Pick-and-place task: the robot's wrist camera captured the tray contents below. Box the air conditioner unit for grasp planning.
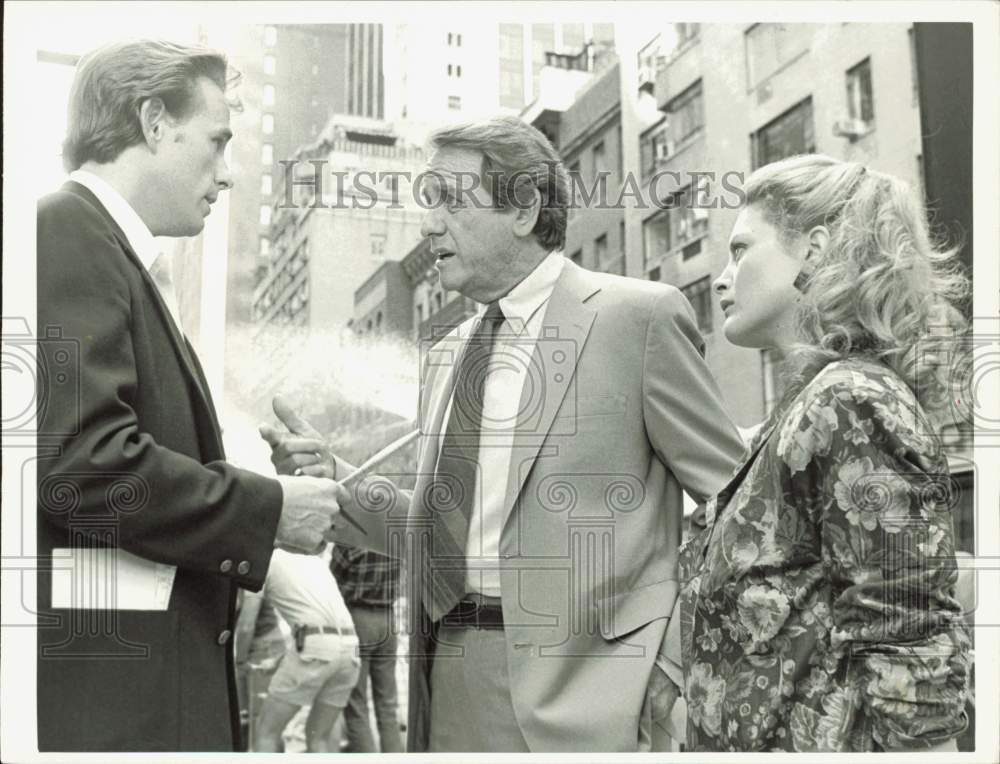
[833,118,871,140]
[655,140,676,162]
[638,64,655,88]
[678,218,691,241]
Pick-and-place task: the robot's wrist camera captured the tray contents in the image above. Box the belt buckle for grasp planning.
[443,600,475,628]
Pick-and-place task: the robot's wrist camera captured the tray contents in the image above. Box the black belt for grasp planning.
[441,598,504,630]
[294,624,355,651]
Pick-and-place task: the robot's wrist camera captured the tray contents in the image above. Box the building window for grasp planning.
[846,57,874,125]
[457,64,462,77]
[619,220,626,254]
[263,55,276,75]
[499,64,523,108]
[370,233,387,259]
[499,23,525,109]
[664,79,704,149]
[752,97,814,169]
[259,204,272,226]
[263,84,275,107]
[312,64,319,76]
[435,292,443,311]
[262,113,274,135]
[591,141,608,182]
[676,186,709,256]
[261,174,272,196]
[594,233,608,267]
[592,140,606,178]
[264,26,277,47]
[567,160,581,221]
[639,82,702,176]
[260,236,271,256]
[676,23,700,46]
[682,276,713,335]
[448,95,461,110]
[570,249,582,266]
[645,185,708,261]
[261,143,273,166]
[448,32,453,45]
[640,120,670,178]
[643,209,669,268]
[447,63,453,76]
[745,23,812,89]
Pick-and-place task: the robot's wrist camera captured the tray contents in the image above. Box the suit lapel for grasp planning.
[502,261,600,523]
[63,181,222,452]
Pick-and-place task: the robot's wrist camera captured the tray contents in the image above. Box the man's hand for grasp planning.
[644,661,681,723]
[259,395,337,478]
[274,474,348,553]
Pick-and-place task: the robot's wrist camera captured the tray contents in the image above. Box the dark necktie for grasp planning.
[424,301,505,622]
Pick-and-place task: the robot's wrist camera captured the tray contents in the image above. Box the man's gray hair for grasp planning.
[428,115,569,251]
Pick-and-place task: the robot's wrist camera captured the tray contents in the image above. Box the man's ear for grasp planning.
[139,97,169,149]
[511,185,542,238]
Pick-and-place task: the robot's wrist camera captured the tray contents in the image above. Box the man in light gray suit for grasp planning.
[262,115,744,751]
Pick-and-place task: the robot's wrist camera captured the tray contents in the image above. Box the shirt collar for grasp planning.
[69,169,161,271]
[487,251,565,335]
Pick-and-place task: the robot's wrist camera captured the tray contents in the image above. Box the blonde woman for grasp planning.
[676,155,971,751]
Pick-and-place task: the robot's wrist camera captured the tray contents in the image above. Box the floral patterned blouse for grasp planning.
[677,359,971,752]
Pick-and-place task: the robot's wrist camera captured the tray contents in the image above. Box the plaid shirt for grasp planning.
[329,544,401,607]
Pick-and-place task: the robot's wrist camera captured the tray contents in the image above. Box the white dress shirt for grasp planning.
[442,251,566,597]
[69,170,184,332]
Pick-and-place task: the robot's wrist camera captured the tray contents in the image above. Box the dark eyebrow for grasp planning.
[214,129,233,143]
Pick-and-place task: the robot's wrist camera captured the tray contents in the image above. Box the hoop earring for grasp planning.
[793,251,816,293]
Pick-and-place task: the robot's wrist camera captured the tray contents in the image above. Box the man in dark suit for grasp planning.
[35,39,345,752]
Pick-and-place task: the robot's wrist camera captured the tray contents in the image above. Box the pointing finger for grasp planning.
[272,394,321,438]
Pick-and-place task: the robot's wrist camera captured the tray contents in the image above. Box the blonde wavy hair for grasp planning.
[745,154,970,410]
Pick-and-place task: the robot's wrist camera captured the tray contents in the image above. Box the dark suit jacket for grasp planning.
[35,181,283,751]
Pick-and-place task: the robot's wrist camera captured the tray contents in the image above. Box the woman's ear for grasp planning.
[793,225,831,292]
[806,224,830,260]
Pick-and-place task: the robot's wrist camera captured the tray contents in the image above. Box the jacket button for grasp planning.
[217,629,232,645]
[237,561,251,575]
[219,559,233,573]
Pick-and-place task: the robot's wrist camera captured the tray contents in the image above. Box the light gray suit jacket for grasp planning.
[336,259,744,751]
